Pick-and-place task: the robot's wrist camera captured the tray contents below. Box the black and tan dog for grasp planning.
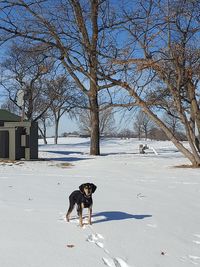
[66,183,97,227]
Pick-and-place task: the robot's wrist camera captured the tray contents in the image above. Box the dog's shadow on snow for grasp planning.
[92,211,152,224]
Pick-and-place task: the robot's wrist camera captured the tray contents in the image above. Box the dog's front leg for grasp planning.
[88,207,92,225]
[79,203,84,227]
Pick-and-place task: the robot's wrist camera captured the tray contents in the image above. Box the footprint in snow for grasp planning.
[193,240,200,245]
[86,233,104,248]
[102,257,131,267]
[58,212,80,224]
[189,255,200,260]
[87,233,104,242]
[192,234,200,245]
[102,257,116,267]
[86,232,132,267]
[113,258,132,267]
[188,255,200,265]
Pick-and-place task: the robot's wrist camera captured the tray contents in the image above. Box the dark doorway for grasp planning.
[0,131,9,158]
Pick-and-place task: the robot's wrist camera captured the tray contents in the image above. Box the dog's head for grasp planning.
[79,183,97,197]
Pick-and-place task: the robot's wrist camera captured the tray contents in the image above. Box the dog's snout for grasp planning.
[84,186,92,196]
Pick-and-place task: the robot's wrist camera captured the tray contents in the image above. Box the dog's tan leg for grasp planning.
[66,211,71,222]
[88,207,92,225]
[79,203,84,227]
[66,204,74,222]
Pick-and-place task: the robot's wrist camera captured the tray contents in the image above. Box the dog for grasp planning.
[66,183,97,227]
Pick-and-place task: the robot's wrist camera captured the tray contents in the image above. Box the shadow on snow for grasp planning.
[41,150,92,162]
[93,211,152,224]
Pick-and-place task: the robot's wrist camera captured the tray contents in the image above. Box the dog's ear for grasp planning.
[91,183,97,193]
[79,184,85,193]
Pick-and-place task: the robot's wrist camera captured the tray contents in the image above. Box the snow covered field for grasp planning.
[0,137,200,267]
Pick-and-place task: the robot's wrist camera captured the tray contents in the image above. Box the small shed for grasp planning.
[0,109,38,160]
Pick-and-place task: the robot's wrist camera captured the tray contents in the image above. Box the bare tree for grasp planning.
[1,98,19,115]
[103,0,200,166]
[47,75,80,144]
[38,112,53,144]
[134,110,154,140]
[0,0,117,155]
[0,43,55,121]
[163,111,184,138]
[134,116,143,141]
[78,107,115,136]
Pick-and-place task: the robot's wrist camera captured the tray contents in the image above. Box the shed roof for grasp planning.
[0,109,21,122]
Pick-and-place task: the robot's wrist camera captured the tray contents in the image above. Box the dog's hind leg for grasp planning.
[88,207,92,225]
[77,205,80,216]
[66,204,74,222]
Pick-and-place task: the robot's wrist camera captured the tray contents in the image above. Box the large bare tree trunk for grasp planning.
[54,118,59,145]
[90,96,100,155]
[88,0,100,155]
[188,82,200,152]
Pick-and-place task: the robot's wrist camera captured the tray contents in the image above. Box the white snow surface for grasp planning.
[0,137,200,267]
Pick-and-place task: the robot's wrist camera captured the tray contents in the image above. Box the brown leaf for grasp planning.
[66,244,75,248]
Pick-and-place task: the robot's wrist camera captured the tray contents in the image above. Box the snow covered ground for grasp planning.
[0,137,200,267]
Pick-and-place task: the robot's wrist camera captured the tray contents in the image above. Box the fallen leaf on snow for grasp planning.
[66,244,75,248]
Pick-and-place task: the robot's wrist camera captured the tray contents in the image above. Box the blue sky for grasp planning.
[0,0,137,136]
[47,114,79,136]
[46,110,134,137]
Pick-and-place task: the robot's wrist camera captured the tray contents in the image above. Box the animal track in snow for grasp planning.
[67,214,133,266]
[102,257,131,267]
[58,215,80,225]
[102,257,116,267]
[188,255,200,265]
[86,229,132,267]
[59,210,94,226]
[192,234,200,245]
[136,193,146,199]
[87,233,104,242]
[113,257,131,267]
[86,233,104,248]
[193,240,200,245]
[181,234,200,265]
[95,241,104,248]
[189,255,200,260]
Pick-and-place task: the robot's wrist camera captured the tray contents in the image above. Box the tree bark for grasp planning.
[54,114,60,145]
[90,0,100,155]
[89,95,100,155]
